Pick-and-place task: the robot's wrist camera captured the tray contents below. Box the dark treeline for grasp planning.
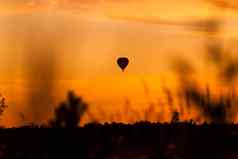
[0,122,237,159]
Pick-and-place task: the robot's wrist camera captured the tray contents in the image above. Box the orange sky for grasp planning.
[0,0,238,127]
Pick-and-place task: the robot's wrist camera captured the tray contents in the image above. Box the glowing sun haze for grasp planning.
[0,0,238,126]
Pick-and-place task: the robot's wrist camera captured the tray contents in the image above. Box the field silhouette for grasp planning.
[0,90,236,159]
[0,122,237,159]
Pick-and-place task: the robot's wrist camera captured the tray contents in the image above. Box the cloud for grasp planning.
[0,0,104,16]
[206,0,238,9]
[0,0,214,17]
[0,0,53,14]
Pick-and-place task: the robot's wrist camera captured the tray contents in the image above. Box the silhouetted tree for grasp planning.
[0,95,7,119]
[49,91,88,128]
[171,111,180,123]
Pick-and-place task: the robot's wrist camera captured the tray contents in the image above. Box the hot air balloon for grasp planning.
[117,57,129,72]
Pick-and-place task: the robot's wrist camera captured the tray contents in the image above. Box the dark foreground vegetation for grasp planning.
[0,122,237,159]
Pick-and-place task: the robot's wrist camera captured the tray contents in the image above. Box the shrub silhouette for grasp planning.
[171,111,180,123]
[0,95,7,119]
[50,91,88,128]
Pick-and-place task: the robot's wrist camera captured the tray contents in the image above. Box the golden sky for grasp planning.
[0,0,238,126]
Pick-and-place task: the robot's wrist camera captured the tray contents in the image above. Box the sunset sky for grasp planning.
[0,0,238,126]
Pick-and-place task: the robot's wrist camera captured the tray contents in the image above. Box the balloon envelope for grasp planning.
[117,57,129,71]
